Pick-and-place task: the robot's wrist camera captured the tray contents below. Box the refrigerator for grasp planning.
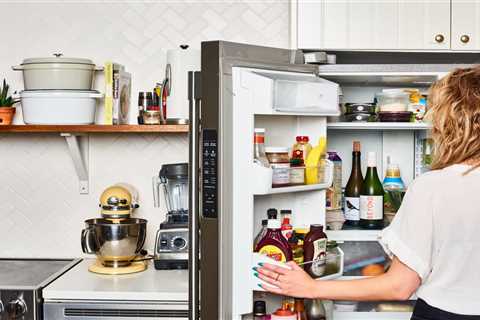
[188,41,471,320]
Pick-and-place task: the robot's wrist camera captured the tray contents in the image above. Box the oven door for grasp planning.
[43,300,188,320]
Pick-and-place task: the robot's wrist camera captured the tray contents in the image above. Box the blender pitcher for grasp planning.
[153,163,189,215]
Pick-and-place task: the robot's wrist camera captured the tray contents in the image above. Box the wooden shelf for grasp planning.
[0,125,189,133]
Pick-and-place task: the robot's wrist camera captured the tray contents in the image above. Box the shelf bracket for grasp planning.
[61,133,89,194]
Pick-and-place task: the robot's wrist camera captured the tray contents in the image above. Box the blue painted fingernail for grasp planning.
[252,267,257,271]
[258,263,264,266]
[257,284,262,288]
[253,272,258,278]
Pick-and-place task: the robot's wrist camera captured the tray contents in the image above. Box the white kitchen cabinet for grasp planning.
[452,0,480,50]
[297,0,451,50]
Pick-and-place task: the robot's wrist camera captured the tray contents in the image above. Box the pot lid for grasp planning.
[21,53,94,65]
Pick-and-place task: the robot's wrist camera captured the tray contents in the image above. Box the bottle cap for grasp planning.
[367,152,377,167]
[267,208,278,219]
[253,300,266,316]
[280,209,292,215]
[353,141,361,152]
[268,219,281,229]
[261,219,268,226]
[254,128,265,133]
[296,136,309,142]
[309,224,324,231]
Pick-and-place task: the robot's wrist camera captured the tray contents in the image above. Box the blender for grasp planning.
[153,163,189,270]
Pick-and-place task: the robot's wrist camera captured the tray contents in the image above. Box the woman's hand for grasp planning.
[254,261,318,298]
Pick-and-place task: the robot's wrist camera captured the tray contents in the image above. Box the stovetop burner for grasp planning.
[0,259,77,289]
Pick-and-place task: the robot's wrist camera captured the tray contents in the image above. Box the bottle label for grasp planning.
[271,163,290,186]
[310,238,327,277]
[258,245,286,262]
[360,195,383,220]
[344,197,360,221]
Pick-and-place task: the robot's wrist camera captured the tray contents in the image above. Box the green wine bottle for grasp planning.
[360,152,384,230]
[344,141,363,227]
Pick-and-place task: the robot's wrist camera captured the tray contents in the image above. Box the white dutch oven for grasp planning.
[20,90,103,125]
[12,54,101,90]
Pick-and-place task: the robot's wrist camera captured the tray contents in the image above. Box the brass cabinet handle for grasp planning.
[435,34,445,43]
[461,35,470,43]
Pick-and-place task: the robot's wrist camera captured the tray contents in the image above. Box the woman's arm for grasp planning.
[255,257,421,301]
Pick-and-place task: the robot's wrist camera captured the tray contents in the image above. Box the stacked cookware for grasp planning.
[12,54,103,124]
[342,103,377,122]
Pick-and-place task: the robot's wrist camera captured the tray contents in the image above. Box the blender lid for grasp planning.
[159,163,188,179]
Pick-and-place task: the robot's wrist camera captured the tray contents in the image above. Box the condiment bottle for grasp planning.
[292,136,312,162]
[288,232,304,265]
[255,219,293,262]
[253,219,268,250]
[289,158,305,185]
[271,303,296,320]
[254,128,270,167]
[281,217,293,240]
[303,224,328,278]
[253,300,267,320]
[294,299,308,320]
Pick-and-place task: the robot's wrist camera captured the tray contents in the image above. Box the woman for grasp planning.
[255,67,480,319]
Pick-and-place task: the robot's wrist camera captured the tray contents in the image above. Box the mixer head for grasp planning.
[99,184,139,220]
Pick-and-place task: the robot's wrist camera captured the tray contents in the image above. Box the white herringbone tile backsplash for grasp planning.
[0,0,290,257]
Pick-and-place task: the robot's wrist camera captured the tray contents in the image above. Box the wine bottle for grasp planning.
[344,141,363,227]
[360,152,384,229]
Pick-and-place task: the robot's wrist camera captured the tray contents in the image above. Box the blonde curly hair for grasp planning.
[427,67,480,171]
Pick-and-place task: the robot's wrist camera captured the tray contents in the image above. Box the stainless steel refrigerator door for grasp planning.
[192,41,332,320]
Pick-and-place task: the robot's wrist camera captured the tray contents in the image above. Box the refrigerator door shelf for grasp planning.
[252,160,334,195]
[251,248,344,292]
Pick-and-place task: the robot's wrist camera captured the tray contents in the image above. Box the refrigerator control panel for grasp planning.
[202,129,218,218]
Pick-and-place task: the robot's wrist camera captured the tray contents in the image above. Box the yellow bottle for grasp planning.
[305,137,327,184]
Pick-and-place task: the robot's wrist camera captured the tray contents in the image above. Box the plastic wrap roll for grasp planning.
[166,46,200,120]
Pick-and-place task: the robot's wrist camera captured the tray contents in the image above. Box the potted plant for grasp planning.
[0,79,19,125]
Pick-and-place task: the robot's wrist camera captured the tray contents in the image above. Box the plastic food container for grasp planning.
[344,103,376,114]
[20,90,102,124]
[12,54,100,90]
[343,113,375,122]
[376,91,409,112]
[378,111,412,122]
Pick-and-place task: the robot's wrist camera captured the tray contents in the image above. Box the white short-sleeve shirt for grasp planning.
[380,164,480,315]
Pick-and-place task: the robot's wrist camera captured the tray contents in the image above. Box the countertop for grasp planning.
[43,259,188,302]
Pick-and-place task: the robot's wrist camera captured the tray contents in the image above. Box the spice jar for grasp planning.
[266,147,290,188]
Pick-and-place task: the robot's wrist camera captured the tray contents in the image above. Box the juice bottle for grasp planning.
[255,219,293,262]
[303,224,328,278]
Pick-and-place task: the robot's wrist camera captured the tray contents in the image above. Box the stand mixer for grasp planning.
[81,183,148,275]
[153,163,189,270]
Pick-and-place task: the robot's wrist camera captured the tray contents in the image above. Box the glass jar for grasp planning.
[266,147,290,188]
[289,158,305,186]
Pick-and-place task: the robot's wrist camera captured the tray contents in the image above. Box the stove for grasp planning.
[0,258,80,320]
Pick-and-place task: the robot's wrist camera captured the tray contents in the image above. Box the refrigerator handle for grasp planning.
[188,71,201,320]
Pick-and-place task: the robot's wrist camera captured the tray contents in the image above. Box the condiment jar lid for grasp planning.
[296,136,309,142]
[265,147,289,153]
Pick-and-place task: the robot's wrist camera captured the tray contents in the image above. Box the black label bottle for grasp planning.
[344,141,363,227]
[359,152,384,229]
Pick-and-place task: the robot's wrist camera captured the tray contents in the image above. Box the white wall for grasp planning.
[0,0,289,257]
